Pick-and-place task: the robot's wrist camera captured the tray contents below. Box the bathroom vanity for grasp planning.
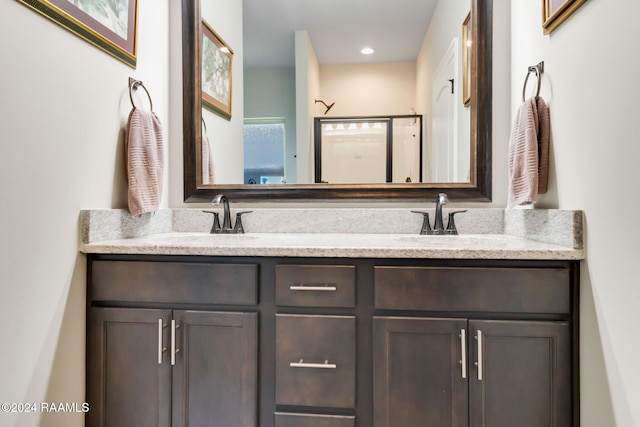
[81,209,583,427]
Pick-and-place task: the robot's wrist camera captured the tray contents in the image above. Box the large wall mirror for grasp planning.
[182,0,492,202]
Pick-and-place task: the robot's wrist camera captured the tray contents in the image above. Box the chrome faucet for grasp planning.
[412,193,467,235]
[212,194,233,231]
[204,194,252,234]
[433,193,449,234]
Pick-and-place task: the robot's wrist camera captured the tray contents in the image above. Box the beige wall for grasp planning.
[201,0,244,184]
[319,62,417,117]
[511,1,640,425]
[0,1,170,426]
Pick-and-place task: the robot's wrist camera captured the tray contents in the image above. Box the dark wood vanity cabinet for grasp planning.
[86,258,258,427]
[86,255,578,427]
[373,266,576,427]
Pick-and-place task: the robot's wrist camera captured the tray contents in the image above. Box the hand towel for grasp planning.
[507,96,550,209]
[202,132,215,184]
[125,108,164,217]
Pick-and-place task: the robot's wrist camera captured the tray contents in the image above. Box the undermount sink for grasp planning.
[150,233,260,243]
[394,234,507,245]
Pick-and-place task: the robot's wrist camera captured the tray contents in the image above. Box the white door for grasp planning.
[431,39,458,182]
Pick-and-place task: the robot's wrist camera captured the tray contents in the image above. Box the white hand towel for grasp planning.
[202,132,215,184]
[125,108,164,217]
[507,97,550,209]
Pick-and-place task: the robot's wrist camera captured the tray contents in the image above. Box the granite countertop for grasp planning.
[79,208,585,260]
[81,231,582,260]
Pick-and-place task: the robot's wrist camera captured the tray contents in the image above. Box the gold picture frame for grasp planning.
[542,0,588,34]
[202,20,233,120]
[462,11,472,107]
[17,0,138,68]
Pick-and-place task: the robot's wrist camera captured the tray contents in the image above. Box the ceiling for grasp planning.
[242,0,439,68]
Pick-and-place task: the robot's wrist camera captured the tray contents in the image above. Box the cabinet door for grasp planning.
[172,310,258,427]
[87,307,172,427]
[469,320,571,427]
[373,317,468,427]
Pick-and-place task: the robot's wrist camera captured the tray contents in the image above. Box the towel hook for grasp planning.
[521,61,544,103]
[129,77,153,111]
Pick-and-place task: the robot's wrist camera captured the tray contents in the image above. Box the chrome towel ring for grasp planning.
[128,77,153,111]
[522,61,544,102]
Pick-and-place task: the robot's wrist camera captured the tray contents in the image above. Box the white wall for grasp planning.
[201,0,244,184]
[416,0,471,183]
[294,31,320,184]
[511,1,640,425]
[320,62,417,117]
[0,1,169,426]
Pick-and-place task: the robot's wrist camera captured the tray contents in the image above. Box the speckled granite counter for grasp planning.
[79,208,584,260]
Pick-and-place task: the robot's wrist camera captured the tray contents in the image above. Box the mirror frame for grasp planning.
[182,0,492,202]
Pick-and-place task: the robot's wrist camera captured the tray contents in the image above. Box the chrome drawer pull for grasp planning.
[476,330,483,381]
[460,328,467,379]
[289,284,337,292]
[289,359,337,369]
[158,319,164,364]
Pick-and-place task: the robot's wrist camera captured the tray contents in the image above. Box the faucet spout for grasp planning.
[212,194,233,232]
[433,193,449,233]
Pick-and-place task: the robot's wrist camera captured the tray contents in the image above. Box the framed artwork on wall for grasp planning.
[542,0,588,34]
[16,0,138,68]
[462,11,472,107]
[202,19,233,120]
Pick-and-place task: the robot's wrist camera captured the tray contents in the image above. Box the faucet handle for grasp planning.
[411,211,432,235]
[445,210,467,235]
[233,211,253,234]
[203,210,222,234]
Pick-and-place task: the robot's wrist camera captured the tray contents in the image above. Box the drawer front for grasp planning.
[375,266,570,314]
[91,260,258,305]
[275,412,355,427]
[276,265,355,307]
[276,315,356,408]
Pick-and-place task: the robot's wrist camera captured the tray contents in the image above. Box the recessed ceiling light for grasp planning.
[361,47,375,55]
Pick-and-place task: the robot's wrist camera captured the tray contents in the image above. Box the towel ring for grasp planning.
[129,77,153,111]
[521,61,544,103]
[202,117,207,132]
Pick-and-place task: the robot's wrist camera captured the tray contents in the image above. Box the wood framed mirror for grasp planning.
[182,0,492,202]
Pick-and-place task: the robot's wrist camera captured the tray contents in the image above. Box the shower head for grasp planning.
[315,99,335,115]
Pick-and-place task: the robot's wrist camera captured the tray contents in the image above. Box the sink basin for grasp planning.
[394,234,506,245]
[149,233,260,244]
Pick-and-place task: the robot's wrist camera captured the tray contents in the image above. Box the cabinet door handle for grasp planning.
[171,320,177,366]
[475,330,483,381]
[289,284,337,292]
[460,328,467,379]
[289,359,337,369]
[158,319,164,365]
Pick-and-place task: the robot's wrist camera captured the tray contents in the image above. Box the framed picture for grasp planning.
[542,0,588,34]
[16,0,138,68]
[462,11,471,107]
[202,20,233,120]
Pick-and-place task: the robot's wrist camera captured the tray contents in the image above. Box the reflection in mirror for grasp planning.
[314,116,422,184]
[182,0,492,201]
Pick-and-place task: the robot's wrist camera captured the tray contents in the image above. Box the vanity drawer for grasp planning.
[275,314,356,408]
[275,412,355,427]
[275,265,355,307]
[374,266,570,314]
[91,260,258,305]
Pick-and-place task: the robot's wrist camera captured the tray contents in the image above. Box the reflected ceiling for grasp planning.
[243,0,439,67]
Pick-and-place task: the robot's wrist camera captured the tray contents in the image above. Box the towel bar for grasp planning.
[129,77,153,111]
[522,61,544,102]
